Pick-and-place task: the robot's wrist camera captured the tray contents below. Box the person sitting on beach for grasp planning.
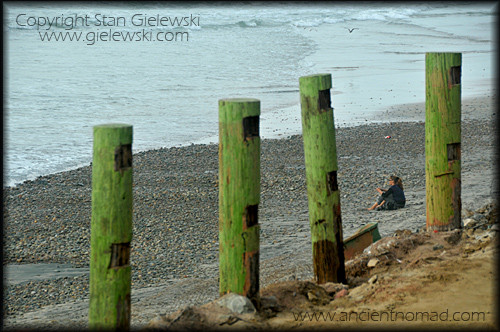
[368,175,406,211]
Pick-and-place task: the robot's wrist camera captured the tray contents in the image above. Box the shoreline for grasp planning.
[5,3,496,189]
[297,13,494,123]
[4,94,495,190]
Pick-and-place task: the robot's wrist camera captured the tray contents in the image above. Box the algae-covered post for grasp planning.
[299,74,346,284]
[425,53,462,232]
[218,99,261,309]
[89,124,133,331]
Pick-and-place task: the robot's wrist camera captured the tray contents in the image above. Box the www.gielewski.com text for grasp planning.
[38,29,189,45]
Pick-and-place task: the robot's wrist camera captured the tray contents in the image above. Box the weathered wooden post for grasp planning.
[299,74,345,284]
[425,53,462,232]
[218,98,261,308]
[90,124,133,331]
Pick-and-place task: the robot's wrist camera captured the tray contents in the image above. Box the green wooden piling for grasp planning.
[425,53,462,232]
[89,124,133,331]
[299,74,346,284]
[218,98,261,308]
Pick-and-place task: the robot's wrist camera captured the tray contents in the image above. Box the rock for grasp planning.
[307,291,319,302]
[146,314,171,329]
[305,286,331,305]
[320,282,348,296]
[215,292,256,314]
[146,301,260,331]
[368,275,378,284]
[463,208,475,218]
[485,206,498,224]
[260,295,280,312]
[477,232,492,241]
[477,203,495,214]
[491,224,500,232]
[146,306,209,330]
[363,244,373,255]
[393,229,412,237]
[334,289,349,299]
[432,244,444,251]
[385,240,397,248]
[466,228,476,237]
[471,214,487,221]
[367,258,379,268]
[463,218,479,228]
[259,295,281,319]
[444,229,462,245]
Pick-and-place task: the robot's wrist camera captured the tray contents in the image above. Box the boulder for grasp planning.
[215,292,256,314]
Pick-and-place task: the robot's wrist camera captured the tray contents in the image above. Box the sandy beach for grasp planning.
[2,92,497,330]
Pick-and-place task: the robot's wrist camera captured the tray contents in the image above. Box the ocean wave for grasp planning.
[237,19,261,27]
[289,6,431,28]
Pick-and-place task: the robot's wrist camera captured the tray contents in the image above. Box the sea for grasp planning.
[4,2,496,187]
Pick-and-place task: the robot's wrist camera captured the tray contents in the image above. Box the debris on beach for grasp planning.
[143,202,498,330]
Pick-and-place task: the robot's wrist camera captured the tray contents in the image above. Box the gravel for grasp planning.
[2,117,496,323]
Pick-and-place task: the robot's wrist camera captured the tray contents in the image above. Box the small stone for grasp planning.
[368,275,378,284]
[367,258,379,267]
[307,291,319,302]
[321,282,347,296]
[444,230,462,245]
[463,218,479,228]
[433,244,444,250]
[477,204,492,214]
[260,296,279,311]
[463,209,475,218]
[363,244,373,255]
[385,240,398,248]
[334,289,349,299]
[466,228,476,237]
[471,214,486,221]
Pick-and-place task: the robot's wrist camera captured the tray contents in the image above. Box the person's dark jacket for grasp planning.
[382,185,406,206]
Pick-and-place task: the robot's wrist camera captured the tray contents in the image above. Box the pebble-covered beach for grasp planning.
[2,96,497,329]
